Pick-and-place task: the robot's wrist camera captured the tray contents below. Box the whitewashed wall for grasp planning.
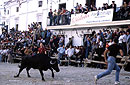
[18,14,27,31]
[42,0,48,29]
[96,0,109,8]
[52,29,91,46]
[52,30,83,46]
[10,17,15,29]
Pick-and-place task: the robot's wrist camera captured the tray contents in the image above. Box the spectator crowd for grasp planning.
[0,22,130,69]
[0,22,64,63]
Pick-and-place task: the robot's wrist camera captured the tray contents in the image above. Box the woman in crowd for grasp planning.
[38,42,46,54]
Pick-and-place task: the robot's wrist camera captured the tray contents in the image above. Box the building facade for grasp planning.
[2,0,48,31]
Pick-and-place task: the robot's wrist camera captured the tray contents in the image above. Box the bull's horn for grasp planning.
[50,60,56,64]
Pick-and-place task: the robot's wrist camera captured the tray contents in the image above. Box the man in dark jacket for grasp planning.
[48,9,53,26]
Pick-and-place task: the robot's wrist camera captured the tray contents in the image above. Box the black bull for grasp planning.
[14,54,60,81]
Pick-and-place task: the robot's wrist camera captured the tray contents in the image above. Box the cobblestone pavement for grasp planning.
[0,63,130,85]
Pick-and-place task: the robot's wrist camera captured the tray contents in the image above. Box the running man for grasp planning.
[94,37,123,85]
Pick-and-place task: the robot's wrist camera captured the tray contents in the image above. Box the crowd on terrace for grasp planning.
[0,22,130,68]
[48,1,130,26]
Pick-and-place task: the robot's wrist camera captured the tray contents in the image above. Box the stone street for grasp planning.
[0,63,130,85]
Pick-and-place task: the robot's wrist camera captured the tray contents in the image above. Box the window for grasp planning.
[59,3,66,10]
[16,7,19,12]
[16,24,18,31]
[7,10,9,14]
[38,1,42,7]
[4,7,6,15]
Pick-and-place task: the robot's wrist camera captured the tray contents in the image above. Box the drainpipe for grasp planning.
[73,0,75,8]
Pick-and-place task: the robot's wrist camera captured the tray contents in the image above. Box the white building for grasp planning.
[2,0,48,31]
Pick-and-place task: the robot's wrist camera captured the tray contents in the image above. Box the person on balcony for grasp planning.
[48,9,53,26]
[110,1,117,20]
[53,9,58,26]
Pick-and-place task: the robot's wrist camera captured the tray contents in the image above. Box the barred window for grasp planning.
[16,7,19,12]
[7,10,9,14]
[38,1,42,7]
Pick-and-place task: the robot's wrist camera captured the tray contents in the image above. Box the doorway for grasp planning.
[86,0,96,7]
[16,24,18,31]
[59,3,66,9]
